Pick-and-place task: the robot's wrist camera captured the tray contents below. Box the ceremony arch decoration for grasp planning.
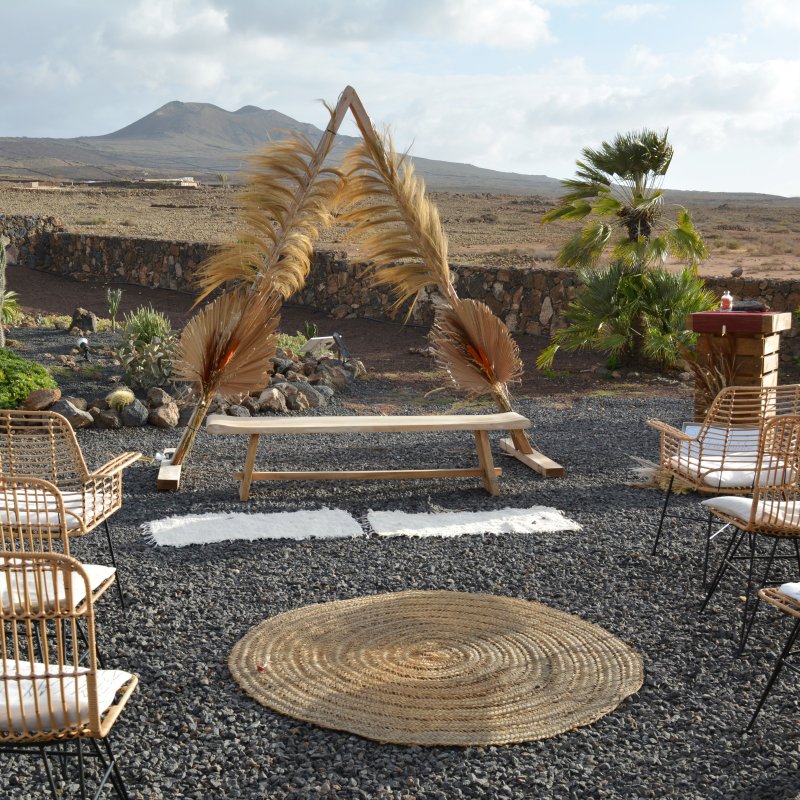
[160,86,562,489]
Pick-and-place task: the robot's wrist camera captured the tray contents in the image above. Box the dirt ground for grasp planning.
[3,184,800,280]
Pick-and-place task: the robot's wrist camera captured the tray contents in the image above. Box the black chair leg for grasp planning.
[103,519,126,610]
[653,474,675,555]
[701,526,745,613]
[103,737,132,800]
[738,536,780,656]
[39,745,60,800]
[746,617,800,732]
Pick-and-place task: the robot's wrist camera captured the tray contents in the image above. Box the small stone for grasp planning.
[121,398,149,427]
[313,384,335,402]
[295,383,325,409]
[24,387,61,411]
[148,402,180,428]
[286,392,310,412]
[240,396,260,415]
[147,387,172,408]
[226,404,251,417]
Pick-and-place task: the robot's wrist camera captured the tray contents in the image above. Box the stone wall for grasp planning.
[2,213,797,355]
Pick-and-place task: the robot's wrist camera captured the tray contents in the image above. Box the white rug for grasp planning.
[144,509,364,548]
[366,507,582,538]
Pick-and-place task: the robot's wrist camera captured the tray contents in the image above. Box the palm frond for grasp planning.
[432,299,522,397]
[556,222,612,268]
[173,289,280,398]
[194,129,343,304]
[337,131,454,310]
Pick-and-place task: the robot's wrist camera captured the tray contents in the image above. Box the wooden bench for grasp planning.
[205,411,532,499]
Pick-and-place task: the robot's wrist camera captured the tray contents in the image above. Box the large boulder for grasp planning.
[69,307,98,334]
[257,387,288,414]
[295,383,326,409]
[226,404,251,417]
[148,402,180,428]
[24,387,61,411]
[50,399,93,429]
[121,398,149,427]
[147,387,172,408]
[92,408,122,430]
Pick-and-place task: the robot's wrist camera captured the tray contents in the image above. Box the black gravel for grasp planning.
[5,384,800,799]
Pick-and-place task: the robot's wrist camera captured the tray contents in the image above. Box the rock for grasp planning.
[178,406,195,427]
[241,395,260,415]
[62,395,87,411]
[69,307,97,334]
[148,402,180,428]
[50,399,93,428]
[343,359,367,379]
[56,354,77,368]
[286,392,310,412]
[121,398,149,427]
[147,387,172,408]
[93,408,122,430]
[226,404,251,417]
[539,296,554,326]
[24,387,61,411]
[313,384,335,402]
[295,383,326,409]
[316,365,348,391]
[270,357,295,375]
[257,387,288,414]
[285,370,309,383]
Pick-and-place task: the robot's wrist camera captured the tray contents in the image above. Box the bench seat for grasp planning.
[206,411,531,499]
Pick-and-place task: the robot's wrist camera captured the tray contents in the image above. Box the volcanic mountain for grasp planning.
[0,101,561,194]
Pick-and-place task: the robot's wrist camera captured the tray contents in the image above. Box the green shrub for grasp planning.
[0,349,57,409]
[1,290,20,325]
[276,332,308,358]
[121,305,171,344]
[117,328,177,389]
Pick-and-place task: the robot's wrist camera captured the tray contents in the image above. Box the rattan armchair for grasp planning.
[0,409,140,607]
[0,551,138,798]
[700,414,800,653]
[647,384,800,563]
[746,584,800,731]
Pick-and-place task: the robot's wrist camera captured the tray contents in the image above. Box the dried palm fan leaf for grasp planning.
[337,131,456,310]
[169,289,280,466]
[194,127,343,305]
[433,299,522,406]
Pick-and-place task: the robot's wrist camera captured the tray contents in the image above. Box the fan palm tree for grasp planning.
[542,129,706,271]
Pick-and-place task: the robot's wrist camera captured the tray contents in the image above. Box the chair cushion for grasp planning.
[701,496,800,528]
[778,582,800,602]
[669,454,793,490]
[0,488,115,530]
[0,660,133,733]
[0,563,115,611]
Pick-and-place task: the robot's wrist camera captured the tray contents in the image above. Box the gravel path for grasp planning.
[5,390,799,800]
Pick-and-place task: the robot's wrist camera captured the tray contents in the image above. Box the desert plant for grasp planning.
[276,332,308,357]
[0,348,57,408]
[107,287,123,332]
[542,129,706,271]
[121,305,171,344]
[1,290,20,326]
[0,235,9,348]
[301,320,318,340]
[679,337,738,412]
[117,327,178,389]
[106,387,135,410]
[537,262,716,370]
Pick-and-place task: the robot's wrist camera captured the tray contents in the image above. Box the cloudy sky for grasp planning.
[2,0,798,195]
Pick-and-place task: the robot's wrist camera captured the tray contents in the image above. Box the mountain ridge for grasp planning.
[0,101,796,203]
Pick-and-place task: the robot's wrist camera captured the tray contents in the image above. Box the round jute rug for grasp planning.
[229,590,644,746]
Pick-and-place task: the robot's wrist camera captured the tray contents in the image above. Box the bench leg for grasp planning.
[240,434,261,501]
[474,430,500,496]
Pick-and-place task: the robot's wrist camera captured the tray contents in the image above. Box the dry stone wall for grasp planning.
[2,213,798,356]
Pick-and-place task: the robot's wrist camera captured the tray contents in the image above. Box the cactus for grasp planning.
[0,236,8,349]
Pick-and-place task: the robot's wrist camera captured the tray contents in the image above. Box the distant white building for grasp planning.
[143,177,199,188]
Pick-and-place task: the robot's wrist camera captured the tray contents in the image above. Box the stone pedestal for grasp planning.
[689,311,793,420]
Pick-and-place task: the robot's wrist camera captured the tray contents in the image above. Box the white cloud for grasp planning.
[744,0,800,30]
[626,45,663,70]
[440,0,553,48]
[605,4,664,22]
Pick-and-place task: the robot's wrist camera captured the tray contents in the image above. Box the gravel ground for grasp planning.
[4,384,800,800]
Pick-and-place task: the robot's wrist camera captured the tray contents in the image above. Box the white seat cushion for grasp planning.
[0,563,115,611]
[669,453,794,490]
[778,582,800,602]
[0,660,133,733]
[702,496,800,528]
[0,488,114,530]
